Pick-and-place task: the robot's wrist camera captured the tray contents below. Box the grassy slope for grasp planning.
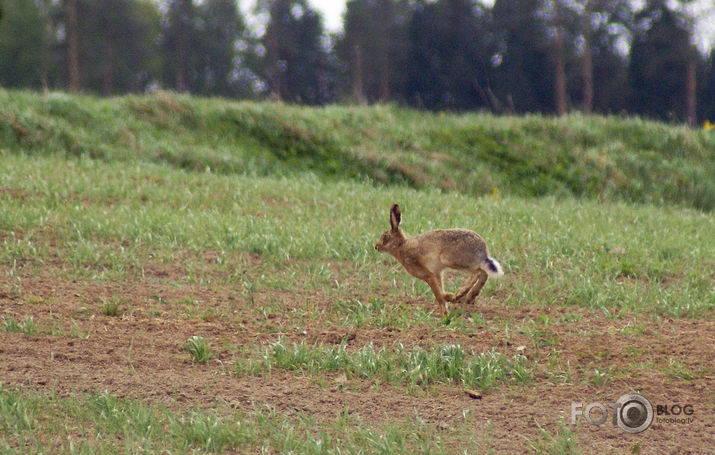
[1,89,713,210]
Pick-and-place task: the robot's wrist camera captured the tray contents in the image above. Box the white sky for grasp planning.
[308,0,345,31]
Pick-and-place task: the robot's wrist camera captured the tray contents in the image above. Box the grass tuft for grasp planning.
[100,297,123,317]
[3,316,37,336]
[235,339,533,390]
[183,336,216,364]
[528,421,581,455]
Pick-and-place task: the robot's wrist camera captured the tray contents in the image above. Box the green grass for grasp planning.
[1,89,712,210]
[528,421,581,455]
[330,298,436,328]
[233,339,533,390]
[663,358,705,381]
[1,152,711,317]
[100,297,123,317]
[0,385,464,454]
[3,316,37,336]
[587,368,612,388]
[183,336,216,364]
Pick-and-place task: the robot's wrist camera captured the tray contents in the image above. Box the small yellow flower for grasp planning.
[704,120,714,131]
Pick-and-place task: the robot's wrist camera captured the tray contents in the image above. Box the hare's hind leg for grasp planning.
[463,269,488,306]
[454,272,480,303]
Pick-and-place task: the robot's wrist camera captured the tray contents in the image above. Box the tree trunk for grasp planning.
[102,45,114,96]
[553,25,567,115]
[265,22,283,101]
[176,32,187,92]
[379,50,390,102]
[685,56,696,127]
[67,0,80,92]
[581,3,593,114]
[352,45,367,105]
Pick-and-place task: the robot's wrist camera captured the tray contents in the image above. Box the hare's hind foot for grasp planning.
[462,270,489,306]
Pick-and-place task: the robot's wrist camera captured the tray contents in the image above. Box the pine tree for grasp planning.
[255,0,331,104]
[628,0,694,122]
[198,0,246,96]
[0,0,51,89]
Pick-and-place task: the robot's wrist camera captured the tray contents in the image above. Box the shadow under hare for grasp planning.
[375,204,503,315]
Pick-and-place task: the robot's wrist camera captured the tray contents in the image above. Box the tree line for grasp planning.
[0,0,712,125]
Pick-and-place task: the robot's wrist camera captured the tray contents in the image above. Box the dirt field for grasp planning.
[1,258,712,454]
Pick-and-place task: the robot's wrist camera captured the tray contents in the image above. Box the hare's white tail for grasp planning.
[483,257,504,278]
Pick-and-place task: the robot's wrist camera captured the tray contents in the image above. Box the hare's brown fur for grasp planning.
[375,204,502,315]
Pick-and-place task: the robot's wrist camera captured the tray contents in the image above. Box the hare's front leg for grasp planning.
[424,274,449,315]
[439,272,456,302]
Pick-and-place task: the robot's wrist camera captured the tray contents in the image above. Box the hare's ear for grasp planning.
[390,204,401,231]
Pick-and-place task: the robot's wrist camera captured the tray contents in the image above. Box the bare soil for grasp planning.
[1,265,712,454]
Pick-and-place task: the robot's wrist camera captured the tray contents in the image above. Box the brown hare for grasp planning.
[375,204,503,315]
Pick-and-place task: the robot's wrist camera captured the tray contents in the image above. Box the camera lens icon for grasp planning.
[615,394,653,434]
